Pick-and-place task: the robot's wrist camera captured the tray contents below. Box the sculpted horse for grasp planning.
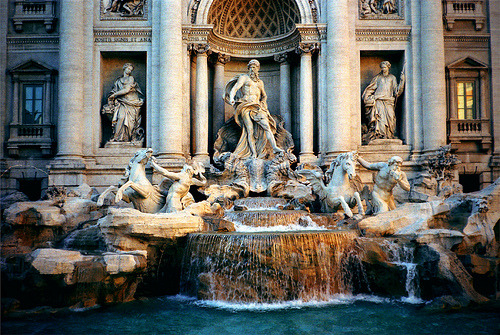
[298,151,365,218]
[97,148,166,213]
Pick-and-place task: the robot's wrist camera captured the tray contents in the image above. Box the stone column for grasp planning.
[420,0,447,150]
[157,0,184,162]
[193,44,210,165]
[57,0,84,158]
[274,53,292,133]
[297,43,318,163]
[213,53,230,137]
[326,0,351,156]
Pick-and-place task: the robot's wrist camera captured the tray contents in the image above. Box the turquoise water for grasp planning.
[2,295,499,335]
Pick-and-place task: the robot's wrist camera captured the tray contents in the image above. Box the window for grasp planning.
[23,84,44,124]
[7,60,56,157]
[456,81,476,119]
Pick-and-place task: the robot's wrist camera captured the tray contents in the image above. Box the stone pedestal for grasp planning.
[359,139,412,162]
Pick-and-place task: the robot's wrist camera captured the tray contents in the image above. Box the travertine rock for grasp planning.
[98,207,204,251]
[5,201,66,227]
[30,248,84,275]
[103,252,146,275]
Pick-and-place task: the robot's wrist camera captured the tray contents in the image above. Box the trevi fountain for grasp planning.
[1,0,499,334]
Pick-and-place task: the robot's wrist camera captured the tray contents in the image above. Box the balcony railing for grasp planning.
[448,118,491,151]
[13,0,56,33]
[7,124,55,157]
[442,0,485,30]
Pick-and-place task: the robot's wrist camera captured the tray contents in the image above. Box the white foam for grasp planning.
[232,216,327,232]
[192,294,391,312]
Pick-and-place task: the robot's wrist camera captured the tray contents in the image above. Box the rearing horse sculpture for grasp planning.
[97,148,166,213]
[298,151,365,218]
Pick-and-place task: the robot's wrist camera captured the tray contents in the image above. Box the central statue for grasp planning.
[224,59,283,160]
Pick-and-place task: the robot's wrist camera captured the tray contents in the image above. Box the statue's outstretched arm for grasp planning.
[358,157,379,170]
[229,76,246,105]
[110,82,132,99]
[150,158,180,180]
[397,172,411,191]
[192,175,207,187]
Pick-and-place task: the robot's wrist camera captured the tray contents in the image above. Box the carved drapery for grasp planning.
[359,0,403,20]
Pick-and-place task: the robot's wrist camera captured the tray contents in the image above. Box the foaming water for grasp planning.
[233,218,327,232]
[192,294,393,312]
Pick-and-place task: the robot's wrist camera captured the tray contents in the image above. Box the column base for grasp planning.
[193,154,210,167]
[48,158,87,188]
[155,153,186,170]
[299,153,318,164]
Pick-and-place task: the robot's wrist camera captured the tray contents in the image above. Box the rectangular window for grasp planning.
[23,84,43,124]
[457,81,476,119]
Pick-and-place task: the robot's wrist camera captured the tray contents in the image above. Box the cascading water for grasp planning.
[381,240,421,302]
[180,231,360,303]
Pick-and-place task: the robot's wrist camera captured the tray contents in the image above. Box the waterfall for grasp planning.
[180,231,359,303]
[381,240,421,301]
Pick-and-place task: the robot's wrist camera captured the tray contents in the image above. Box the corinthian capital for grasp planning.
[216,53,231,65]
[296,42,319,54]
[274,52,289,63]
[189,43,210,55]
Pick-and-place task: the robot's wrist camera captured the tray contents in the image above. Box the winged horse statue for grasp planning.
[298,151,365,218]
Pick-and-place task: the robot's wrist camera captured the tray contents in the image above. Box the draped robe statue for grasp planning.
[362,61,405,143]
[224,59,283,160]
[102,63,144,143]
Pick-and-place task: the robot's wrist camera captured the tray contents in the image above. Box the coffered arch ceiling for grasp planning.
[207,0,301,40]
[187,0,321,57]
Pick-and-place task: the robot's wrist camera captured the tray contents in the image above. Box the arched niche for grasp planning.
[186,0,321,58]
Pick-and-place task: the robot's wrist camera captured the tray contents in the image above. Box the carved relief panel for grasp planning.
[101,0,147,20]
[359,0,403,20]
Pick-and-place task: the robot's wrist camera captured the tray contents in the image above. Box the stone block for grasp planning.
[104,253,145,275]
[98,207,204,251]
[4,201,66,227]
[30,248,83,275]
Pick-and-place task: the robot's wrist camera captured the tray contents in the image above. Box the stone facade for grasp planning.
[1,0,499,197]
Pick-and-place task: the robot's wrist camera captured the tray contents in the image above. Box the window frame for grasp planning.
[456,80,477,120]
[22,83,45,125]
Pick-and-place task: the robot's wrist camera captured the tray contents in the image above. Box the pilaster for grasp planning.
[296,42,318,163]
[274,52,292,133]
[157,0,185,164]
[192,43,210,165]
[420,0,447,150]
[325,0,351,157]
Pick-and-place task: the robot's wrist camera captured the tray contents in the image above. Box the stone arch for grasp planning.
[189,0,319,25]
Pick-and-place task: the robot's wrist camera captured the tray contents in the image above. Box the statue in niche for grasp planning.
[362,61,405,144]
[102,63,144,144]
[224,59,284,160]
[357,155,410,214]
[103,0,144,16]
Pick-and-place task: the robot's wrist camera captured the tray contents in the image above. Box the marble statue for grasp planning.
[360,0,397,16]
[299,151,364,218]
[102,63,144,143]
[97,148,212,215]
[224,59,283,160]
[104,0,144,16]
[358,155,410,214]
[362,61,405,143]
[150,158,207,213]
[97,148,166,213]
